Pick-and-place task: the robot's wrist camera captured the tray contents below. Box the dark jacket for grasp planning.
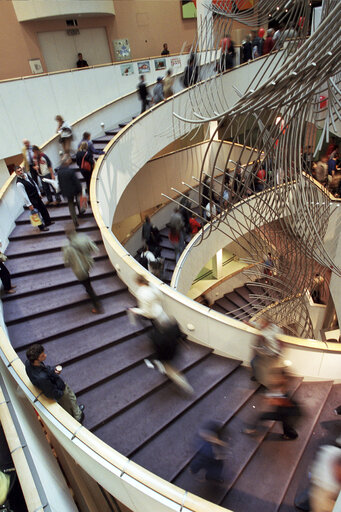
[25,360,65,400]
[58,166,82,199]
[76,150,94,171]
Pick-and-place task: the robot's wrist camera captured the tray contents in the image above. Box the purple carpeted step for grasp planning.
[159,248,175,261]
[6,230,103,257]
[62,332,154,394]
[4,275,124,324]
[15,205,93,224]
[97,354,241,457]
[16,314,147,368]
[9,217,98,239]
[210,303,227,315]
[225,291,249,310]
[2,259,114,299]
[105,128,121,136]
[220,381,332,512]
[91,142,106,150]
[84,343,212,431]
[235,286,252,302]
[278,383,341,512]
[92,135,113,143]
[215,297,245,320]
[131,364,252,482]
[5,244,107,277]
[172,367,259,499]
[7,290,136,348]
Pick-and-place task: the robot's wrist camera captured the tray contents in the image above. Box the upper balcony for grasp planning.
[12,0,115,22]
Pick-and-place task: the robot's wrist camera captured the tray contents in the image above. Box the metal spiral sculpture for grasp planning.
[168,0,341,337]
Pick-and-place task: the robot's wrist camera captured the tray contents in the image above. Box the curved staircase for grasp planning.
[2,130,341,512]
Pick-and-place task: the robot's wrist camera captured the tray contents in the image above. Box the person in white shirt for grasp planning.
[309,445,341,512]
[129,274,169,327]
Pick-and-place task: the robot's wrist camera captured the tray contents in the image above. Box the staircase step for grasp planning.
[2,259,115,299]
[15,205,93,224]
[220,380,333,512]
[5,244,107,277]
[6,230,103,257]
[7,290,136,349]
[4,275,124,324]
[105,128,121,136]
[278,382,341,512]
[93,135,113,143]
[83,343,212,431]
[225,291,249,310]
[131,363,254,482]
[9,217,98,239]
[16,314,147,369]
[97,354,241,457]
[62,332,154,394]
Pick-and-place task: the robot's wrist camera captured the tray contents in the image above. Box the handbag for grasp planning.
[81,152,92,172]
[79,184,88,211]
[29,208,42,227]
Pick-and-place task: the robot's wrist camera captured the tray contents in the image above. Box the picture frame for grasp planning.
[29,58,44,74]
[154,58,166,71]
[137,60,151,74]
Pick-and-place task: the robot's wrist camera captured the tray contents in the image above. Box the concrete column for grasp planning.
[212,248,223,279]
[0,159,10,188]
[196,0,213,52]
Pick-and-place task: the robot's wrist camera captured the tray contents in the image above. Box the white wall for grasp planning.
[0,53,191,161]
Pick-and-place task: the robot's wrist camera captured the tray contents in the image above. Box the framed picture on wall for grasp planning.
[154,59,166,71]
[113,39,131,61]
[29,58,44,74]
[171,57,181,68]
[120,63,134,76]
[137,61,151,74]
[181,1,197,19]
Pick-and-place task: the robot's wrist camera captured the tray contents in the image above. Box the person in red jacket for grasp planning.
[263,29,275,55]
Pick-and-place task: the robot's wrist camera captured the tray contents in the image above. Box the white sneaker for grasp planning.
[144,359,155,370]
[153,360,166,375]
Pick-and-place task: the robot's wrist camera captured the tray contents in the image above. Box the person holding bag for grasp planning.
[76,142,94,198]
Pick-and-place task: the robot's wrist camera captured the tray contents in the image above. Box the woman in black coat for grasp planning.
[76,142,94,197]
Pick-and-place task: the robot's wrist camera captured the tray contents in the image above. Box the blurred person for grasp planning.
[241,34,252,63]
[189,214,201,236]
[140,244,156,271]
[0,239,16,294]
[142,216,153,245]
[204,201,217,221]
[129,274,169,327]
[55,115,73,155]
[32,145,61,205]
[21,139,36,182]
[315,157,328,187]
[137,75,150,114]
[161,43,170,56]
[201,175,210,209]
[264,252,275,281]
[190,420,227,483]
[255,164,266,193]
[25,343,84,422]
[263,28,275,55]
[309,445,341,512]
[15,166,52,232]
[169,208,185,262]
[219,33,235,71]
[251,30,263,59]
[58,155,84,227]
[76,53,88,68]
[243,369,301,440]
[146,316,193,394]
[62,225,102,314]
[76,141,94,197]
[183,54,199,88]
[250,317,283,388]
[163,69,174,98]
[152,77,164,104]
[180,192,191,232]
[78,131,105,156]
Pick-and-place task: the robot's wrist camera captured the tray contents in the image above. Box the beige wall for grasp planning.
[0,0,197,80]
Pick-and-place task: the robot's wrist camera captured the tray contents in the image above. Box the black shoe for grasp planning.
[45,221,55,227]
[39,227,49,232]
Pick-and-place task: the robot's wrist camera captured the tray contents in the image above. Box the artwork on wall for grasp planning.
[120,63,134,76]
[29,58,44,74]
[113,39,131,61]
[181,0,197,19]
[171,57,181,68]
[137,60,151,74]
[154,58,166,71]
